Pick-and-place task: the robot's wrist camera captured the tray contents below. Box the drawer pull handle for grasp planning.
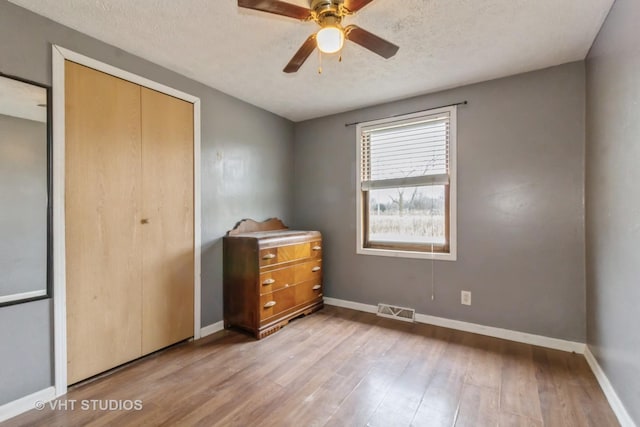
[264,301,277,308]
[312,266,321,272]
[312,284,321,290]
[262,279,275,285]
[312,246,322,251]
[262,253,276,260]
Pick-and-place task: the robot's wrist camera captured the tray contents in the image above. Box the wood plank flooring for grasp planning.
[3,306,619,427]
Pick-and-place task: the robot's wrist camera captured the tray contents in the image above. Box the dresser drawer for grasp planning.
[295,279,323,305]
[258,248,279,267]
[310,240,322,258]
[260,281,322,323]
[277,242,311,263]
[260,287,296,321]
[294,260,322,283]
[259,242,312,267]
[259,266,294,295]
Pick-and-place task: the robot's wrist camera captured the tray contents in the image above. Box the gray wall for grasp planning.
[586,0,640,423]
[0,115,49,404]
[0,115,47,297]
[0,301,51,404]
[293,62,586,341]
[0,1,294,406]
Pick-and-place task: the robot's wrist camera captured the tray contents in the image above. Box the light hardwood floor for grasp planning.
[4,306,619,426]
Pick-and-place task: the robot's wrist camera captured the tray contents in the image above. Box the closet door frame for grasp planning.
[51,45,202,397]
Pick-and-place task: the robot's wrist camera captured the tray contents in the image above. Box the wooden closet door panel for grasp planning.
[141,88,194,354]
[65,61,143,384]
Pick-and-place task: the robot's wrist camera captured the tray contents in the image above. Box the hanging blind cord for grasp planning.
[430,193,435,301]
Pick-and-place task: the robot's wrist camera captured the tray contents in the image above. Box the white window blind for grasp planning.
[360,112,450,190]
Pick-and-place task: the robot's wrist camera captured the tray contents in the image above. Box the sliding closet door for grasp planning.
[140,88,194,354]
[65,61,143,384]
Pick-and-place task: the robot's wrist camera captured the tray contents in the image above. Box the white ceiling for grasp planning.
[9,0,613,122]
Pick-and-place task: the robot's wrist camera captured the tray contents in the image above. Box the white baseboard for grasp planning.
[200,321,224,338]
[0,386,55,423]
[413,312,585,353]
[323,297,585,354]
[324,297,378,315]
[584,346,637,427]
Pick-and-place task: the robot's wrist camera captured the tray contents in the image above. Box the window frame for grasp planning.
[355,106,457,261]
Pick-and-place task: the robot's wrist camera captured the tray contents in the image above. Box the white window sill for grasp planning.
[357,247,457,261]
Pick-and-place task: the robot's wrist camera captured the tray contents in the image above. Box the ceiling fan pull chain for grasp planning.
[318,49,323,74]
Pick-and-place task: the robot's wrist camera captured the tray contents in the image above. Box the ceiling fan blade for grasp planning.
[345,25,399,59]
[238,0,312,20]
[343,0,375,13]
[283,34,317,73]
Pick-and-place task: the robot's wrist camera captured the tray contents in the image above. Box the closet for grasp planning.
[65,61,194,384]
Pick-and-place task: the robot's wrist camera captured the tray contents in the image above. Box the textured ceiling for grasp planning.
[9,0,613,121]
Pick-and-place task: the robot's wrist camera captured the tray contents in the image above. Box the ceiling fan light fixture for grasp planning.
[316,26,345,54]
[237,0,399,73]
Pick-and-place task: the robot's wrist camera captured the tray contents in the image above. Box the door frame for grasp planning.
[51,45,202,397]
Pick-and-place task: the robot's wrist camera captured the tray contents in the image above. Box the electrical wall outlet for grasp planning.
[461,291,471,306]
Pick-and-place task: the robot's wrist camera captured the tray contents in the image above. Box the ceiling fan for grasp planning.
[238,0,400,73]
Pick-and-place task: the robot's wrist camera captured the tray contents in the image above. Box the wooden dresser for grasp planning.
[223,218,324,338]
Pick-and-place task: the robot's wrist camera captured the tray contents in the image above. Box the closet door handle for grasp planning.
[263,301,276,309]
[262,253,276,260]
[311,266,321,272]
[262,279,275,285]
[312,285,321,290]
[140,218,150,224]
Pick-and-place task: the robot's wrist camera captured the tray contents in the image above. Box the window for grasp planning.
[356,106,457,260]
